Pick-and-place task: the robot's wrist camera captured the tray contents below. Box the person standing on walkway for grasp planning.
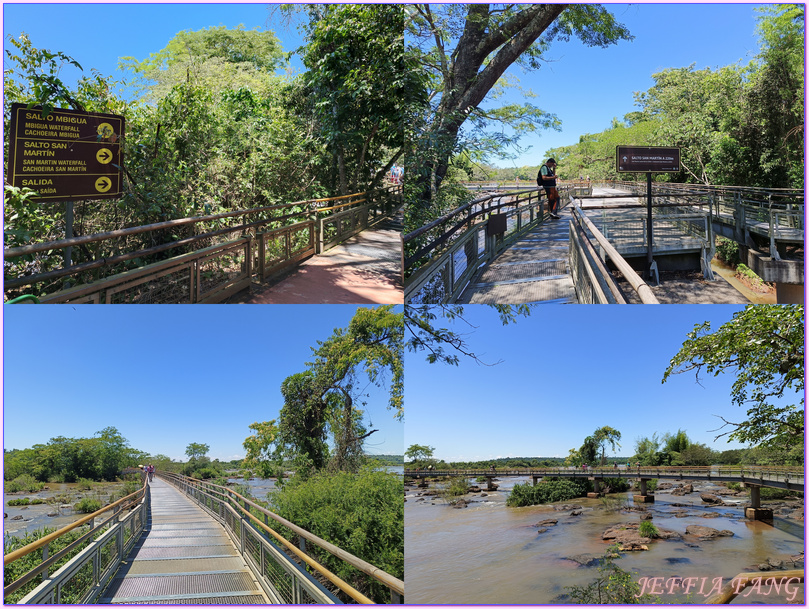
[537,158,560,219]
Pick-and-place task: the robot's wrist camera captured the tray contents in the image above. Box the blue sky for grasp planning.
[404,305,794,462]
[3,305,404,461]
[3,3,309,100]
[477,3,764,166]
[4,2,763,163]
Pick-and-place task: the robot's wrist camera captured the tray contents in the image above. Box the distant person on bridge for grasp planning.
[537,158,560,219]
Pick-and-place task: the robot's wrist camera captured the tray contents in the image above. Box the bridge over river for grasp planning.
[404,182,803,305]
[4,472,403,605]
[405,465,804,520]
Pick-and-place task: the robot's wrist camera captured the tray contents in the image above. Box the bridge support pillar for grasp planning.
[486,477,498,491]
[633,478,654,503]
[744,485,773,521]
[587,478,602,498]
[532,476,540,487]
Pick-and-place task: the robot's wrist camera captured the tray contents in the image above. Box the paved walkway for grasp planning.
[458,204,577,304]
[243,212,403,304]
[100,478,268,604]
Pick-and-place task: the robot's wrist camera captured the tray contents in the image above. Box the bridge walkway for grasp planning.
[242,209,403,304]
[457,203,577,304]
[100,478,269,605]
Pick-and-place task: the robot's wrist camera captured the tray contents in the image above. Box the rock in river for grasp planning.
[685,525,733,539]
[700,493,724,505]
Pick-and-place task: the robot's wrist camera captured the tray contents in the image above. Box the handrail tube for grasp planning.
[229,487,404,596]
[404,190,542,266]
[569,219,626,304]
[405,188,538,242]
[705,570,804,604]
[5,507,121,596]
[177,477,370,603]
[571,204,658,304]
[185,474,402,596]
[4,202,307,259]
[162,473,402,603]
[3,478,148,566]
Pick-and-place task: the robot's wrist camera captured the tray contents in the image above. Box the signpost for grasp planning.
[615,146,681,282]
[7,103,125,201]
[7,104,125,282]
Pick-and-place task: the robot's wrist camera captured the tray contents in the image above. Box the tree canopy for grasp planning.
[120,25,285,101]
[663,305,804,453]
[405,3,632,226]
[243,306,403,476]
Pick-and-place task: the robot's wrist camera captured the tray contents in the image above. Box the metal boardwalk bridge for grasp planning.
[4,472,404,605]
[100,478,267,604]
[404,181,803,305]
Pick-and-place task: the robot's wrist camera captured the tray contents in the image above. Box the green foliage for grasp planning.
[715,237,741,267]
[544,6,804,189]
[735,264,768,290]
[121,25,284,102]
[566,545,661,604]
[248,306,404,478]
[190,467,221,481]
[267,467,403,604]
[185,443,210,460]
[404,444,435,466]
[302,5,409,194]
[4,431,143,485]
[638,520,659,539]
[760,486,801,500]
[440,476,470,499]
[75,478,94,491]
[7,497,45,506]
[507,479,588,507]
[5,474,44,493]
[663,305,804,451]
[4,526,91,603]
[405,4,632,215]
[73,497,102,513]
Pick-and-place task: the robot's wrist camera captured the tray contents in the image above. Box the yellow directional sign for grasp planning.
[7,104,124,201]
[95,177,113,193]
[96,148,113,164]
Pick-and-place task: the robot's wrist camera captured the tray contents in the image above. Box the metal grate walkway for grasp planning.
[100,479,270,604]
[458,204,577,304]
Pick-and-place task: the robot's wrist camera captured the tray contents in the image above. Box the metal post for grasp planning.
[64,201,74,288]
[646,172,653,279]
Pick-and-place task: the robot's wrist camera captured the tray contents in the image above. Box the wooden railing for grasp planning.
[4,185,402,304]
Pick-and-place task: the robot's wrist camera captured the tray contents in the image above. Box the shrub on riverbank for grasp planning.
[7,498,45,506]
[566,544,661,604]
[5,474,44,494]
[267,467,403,604]
[507,479,588,507]
[74,497,102,513]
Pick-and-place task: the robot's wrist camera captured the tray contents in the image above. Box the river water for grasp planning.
[405,476,803,604]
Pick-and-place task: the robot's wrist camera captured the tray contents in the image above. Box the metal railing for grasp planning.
[405,466,804,490]
[404,186,568,303]
[4,479,150,604]
[568,202,659,304]
[159,472,404,604]
[4,185,402,303]
[613,181,804,259]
